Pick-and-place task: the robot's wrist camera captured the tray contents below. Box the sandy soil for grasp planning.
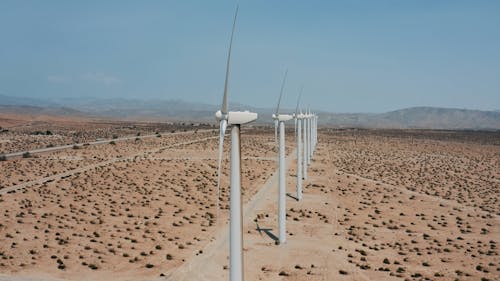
[0,126,283,280]
[0,127,498,281]
[0,113,213,154]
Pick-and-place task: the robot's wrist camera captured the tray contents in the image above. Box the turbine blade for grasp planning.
[295,86,303,114]
[221,5,239,114]
[216,119,227,218]
[275,69,288,115]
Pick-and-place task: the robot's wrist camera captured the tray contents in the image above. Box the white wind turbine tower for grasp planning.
[272,70,293,245]
[311,111,315,156]
[311,113,318,159]
[302,106,308,181]
[311,111,316,156]
[304,108,310,169]
[313,113,318,152]
[306,108,312,165]
[293,89,304,201]
[215,6,258,281]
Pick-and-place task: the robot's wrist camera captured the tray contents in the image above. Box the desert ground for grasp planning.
[0,117,498,281]
[0,112,213,155]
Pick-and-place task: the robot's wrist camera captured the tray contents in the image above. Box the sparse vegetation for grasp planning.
[0,127,497,281]
[278,271,289,276]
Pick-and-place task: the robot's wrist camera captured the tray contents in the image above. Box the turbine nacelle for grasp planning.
[293,113,306,119]
[272,113,293,122]
[216,110,258,125]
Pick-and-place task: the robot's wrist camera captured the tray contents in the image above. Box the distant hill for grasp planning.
[378,107,499,129]
[319,107,500,130]
[1,95,498,130]
[0,94,58,107]
[0,105,88,117]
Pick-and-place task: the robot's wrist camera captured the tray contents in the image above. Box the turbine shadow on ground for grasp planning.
[286,192,299,201]
[255,222,279,243]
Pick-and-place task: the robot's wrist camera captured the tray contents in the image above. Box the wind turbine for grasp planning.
[215,6,258,281]
[272,70,293,245]
[302,106,308,181]
[306,108,312,166]
[293,88,304,201]
[313,113,315,152]
[313,113,318,152]
[310,112,314,156]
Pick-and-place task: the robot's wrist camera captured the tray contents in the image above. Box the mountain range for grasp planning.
[1,94,499,130]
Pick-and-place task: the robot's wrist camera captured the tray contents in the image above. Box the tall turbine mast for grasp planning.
[215,6,258,281]
[272,70,293,245]
[302,106,308,181]
[313,113,318,152]
[307,107,312,166]
[293,87,303,201]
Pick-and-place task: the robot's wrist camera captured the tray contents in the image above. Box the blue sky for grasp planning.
[0,0,499,112]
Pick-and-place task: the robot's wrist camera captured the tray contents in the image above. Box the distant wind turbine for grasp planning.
[302,107,309,180]
[293,88,304,201]
[272,70,293,245]
[306,107,312,166]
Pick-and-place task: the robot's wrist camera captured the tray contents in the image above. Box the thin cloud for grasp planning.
[82,72,121,84]
[47,75,70,83]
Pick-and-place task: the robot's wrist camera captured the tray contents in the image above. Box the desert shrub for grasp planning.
[88,264,98,270]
